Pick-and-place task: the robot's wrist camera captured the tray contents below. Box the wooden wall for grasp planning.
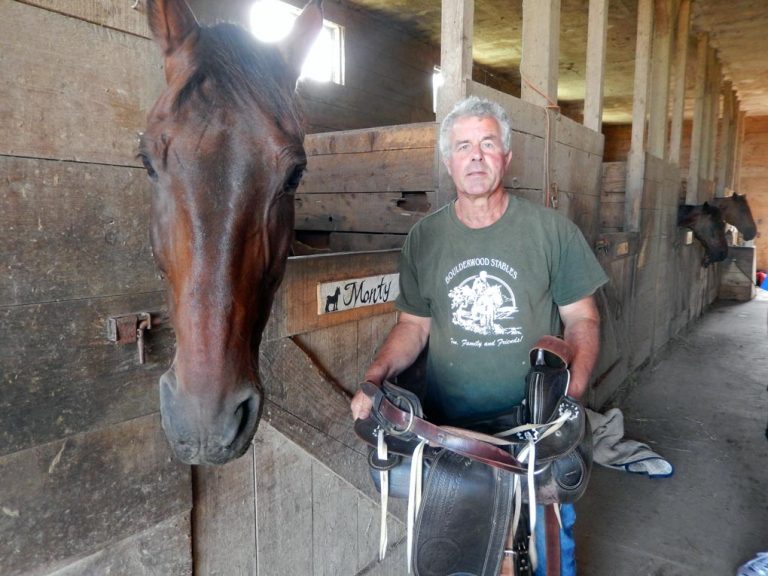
[0,1,431,574]
[739,116,768,269]
[0,2,190,575]
[0,0,739,575]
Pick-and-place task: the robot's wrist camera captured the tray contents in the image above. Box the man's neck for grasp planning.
[454,190,509,229]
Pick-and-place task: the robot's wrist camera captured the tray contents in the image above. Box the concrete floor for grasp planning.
[576,291,768,575]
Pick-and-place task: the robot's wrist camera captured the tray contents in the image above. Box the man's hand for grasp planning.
[350,387,374,420]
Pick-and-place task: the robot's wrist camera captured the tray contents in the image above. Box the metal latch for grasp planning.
[106,312,153,364]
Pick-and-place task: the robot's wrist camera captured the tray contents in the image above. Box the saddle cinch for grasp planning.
[354,335,593,576]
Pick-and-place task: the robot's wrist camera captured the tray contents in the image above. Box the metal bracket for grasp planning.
[106,312,154,365]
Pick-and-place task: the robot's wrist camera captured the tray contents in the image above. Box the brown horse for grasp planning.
[710,193,757,241]
[677,202,728,267]
[141,0,323,464]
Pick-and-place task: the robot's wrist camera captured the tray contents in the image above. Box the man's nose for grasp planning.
[471,144,484,161]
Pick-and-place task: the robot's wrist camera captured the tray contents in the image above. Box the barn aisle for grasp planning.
[576,290,768,575]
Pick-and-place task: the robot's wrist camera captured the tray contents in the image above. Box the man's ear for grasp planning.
[278,0,324,86]
[504,150,513,170]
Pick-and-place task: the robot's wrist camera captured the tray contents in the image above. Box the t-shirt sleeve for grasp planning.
[551,224,609,306]
[395,231,432,317]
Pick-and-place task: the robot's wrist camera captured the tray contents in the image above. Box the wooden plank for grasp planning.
[268,251,399,340]
[0,414,190,576]
[253,424,314,576]
[716,83,734,196]
[192,451,257,575]
[17,0,150,36]
[602,161,627,194]
[0,1,164,165]
[299,149,435,193]
[295,192,434,234]
[47,514,191,576]
[0,291,172,457]
[312,465,360,575]
[0,157,161,307]
[583,0,608,133]
[625,0,654,231]
[556,113,605,156]
[327,232,406,253]
[304,123,436,156]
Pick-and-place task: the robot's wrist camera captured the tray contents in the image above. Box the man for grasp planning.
[350,96,608,575]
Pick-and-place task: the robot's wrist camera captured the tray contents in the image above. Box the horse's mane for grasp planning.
[173,23,303,134]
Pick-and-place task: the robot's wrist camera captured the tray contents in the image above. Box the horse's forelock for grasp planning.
[172,23,302,133]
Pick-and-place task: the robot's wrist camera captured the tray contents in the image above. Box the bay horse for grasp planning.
[677,202,728,267]
[710,193,757,241]
[141,0,323,464]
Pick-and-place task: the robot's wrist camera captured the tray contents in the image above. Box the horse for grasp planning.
[677,202,729,267]
[710,193,757,241]
[141,0,323,465]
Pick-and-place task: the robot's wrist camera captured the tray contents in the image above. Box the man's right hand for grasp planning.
[350,386,374,420]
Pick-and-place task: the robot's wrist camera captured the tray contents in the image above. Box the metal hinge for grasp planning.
[106,312,156,365]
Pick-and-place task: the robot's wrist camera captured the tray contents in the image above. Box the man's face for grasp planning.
[444,115,513,198]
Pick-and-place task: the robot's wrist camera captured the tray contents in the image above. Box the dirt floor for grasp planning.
[576,290,768,575]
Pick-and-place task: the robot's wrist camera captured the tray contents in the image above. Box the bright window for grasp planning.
[250,0,344,84]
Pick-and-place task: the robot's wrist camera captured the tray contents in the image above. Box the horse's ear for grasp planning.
[278,0,324,85]
[147,0,199,58]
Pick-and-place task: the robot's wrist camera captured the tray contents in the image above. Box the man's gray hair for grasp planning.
[438,96,513,159]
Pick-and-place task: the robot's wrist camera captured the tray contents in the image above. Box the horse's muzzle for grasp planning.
[158,368,263,465]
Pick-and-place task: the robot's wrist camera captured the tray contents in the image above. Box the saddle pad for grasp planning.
[414,450,514,576]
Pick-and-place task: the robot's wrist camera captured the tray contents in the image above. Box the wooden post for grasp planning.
[625,0,653,231]
[716,82,733,197]
[583,0,608,133]
[669,0,690,165]
[686,33,708,204]
[706,55,721,185]
[521,0,561,107]
[732,109,747,192]
[522,0,561,207]
[648,0,674,160]
[436,0,474,208]
[724,92,740,191]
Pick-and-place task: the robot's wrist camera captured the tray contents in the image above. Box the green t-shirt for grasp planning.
[396,193,608,424]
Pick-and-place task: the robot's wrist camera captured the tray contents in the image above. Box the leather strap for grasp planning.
[544,504,561,576]
[361,381,529,475]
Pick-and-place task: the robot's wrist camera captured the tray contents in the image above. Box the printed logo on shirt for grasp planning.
[446,260,523,347]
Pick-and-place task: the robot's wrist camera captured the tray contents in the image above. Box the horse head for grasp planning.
[142,0,323,464]
[711,193,757,241]
[677,202,728,267]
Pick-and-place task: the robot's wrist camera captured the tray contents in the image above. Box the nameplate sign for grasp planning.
[317,274,400,315]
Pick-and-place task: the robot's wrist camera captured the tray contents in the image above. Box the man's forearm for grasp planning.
[364,315,430,385]
[563,316,600,400]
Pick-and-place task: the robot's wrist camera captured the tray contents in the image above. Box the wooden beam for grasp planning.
[521,0,561,108]
[522,0,561,207]
[706,55,722,184]
[732,109,747,192]
[583,0,608,132]
[436,0,475,207]
[716,82,734,196]
[648,0,674,159]
[669,0,691,165]
[724,92,740,190]
[625,0,654,231]
[686,33,709,204]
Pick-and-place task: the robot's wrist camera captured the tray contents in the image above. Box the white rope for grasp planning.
[406,440,428,572]
[377,429,388,560]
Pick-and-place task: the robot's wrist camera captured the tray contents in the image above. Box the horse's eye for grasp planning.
[284,165,305,194]
[139,153,158,181]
